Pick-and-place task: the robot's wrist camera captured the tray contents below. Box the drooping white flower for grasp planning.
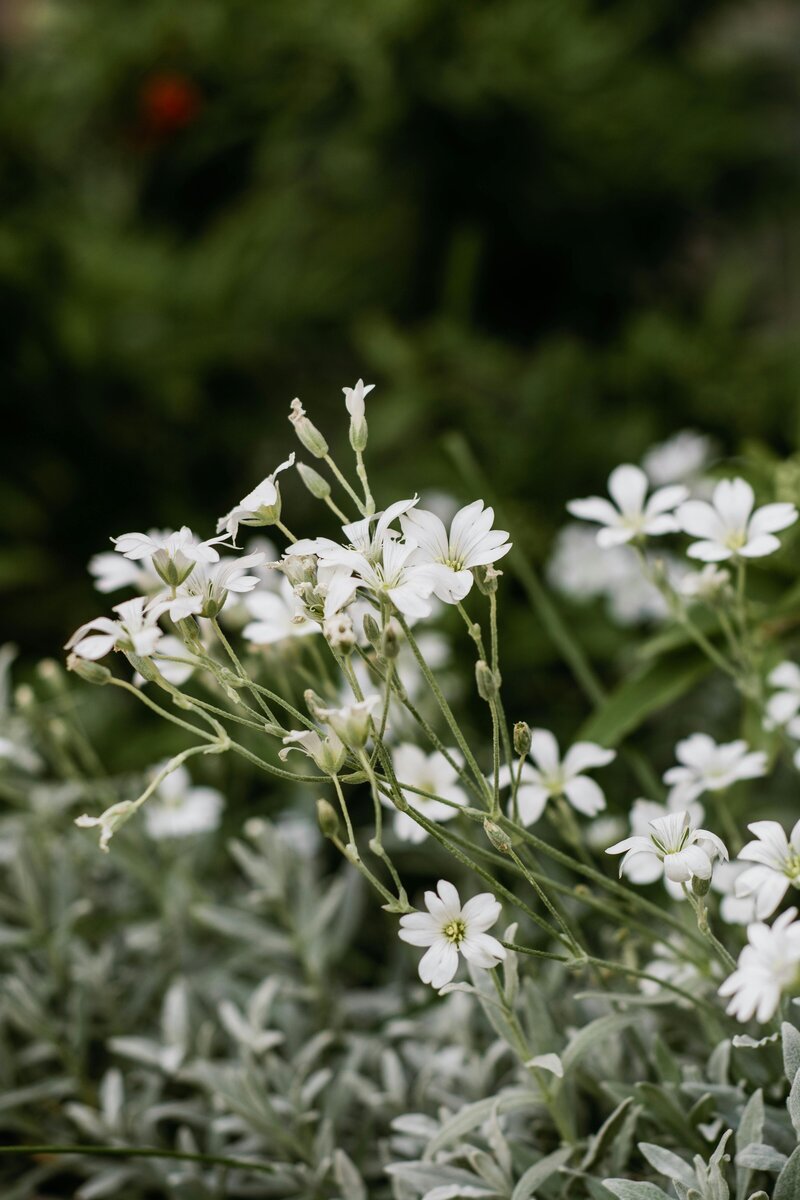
[765,661,800,729]
[112,527,227,587]
[719,907,800,1023]
[398,880,505,989]
[142,763,224,839]
[663,734,767,805]
[65,598,164,661]
[155,553,266,621]
[242,578,319,645]
[676,478,798,562]
[279,728,346,775]
[734,820,800,920]
[388,744,467,843]
[217,454,296,541]
[567,464,688,547]
[398,500,511,604]
[641,431,714,489]
[500,729,615,824]
[607,810,727,885]
[679,564,730,601]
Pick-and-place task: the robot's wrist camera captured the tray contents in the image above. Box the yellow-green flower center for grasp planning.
[443,918,466,945]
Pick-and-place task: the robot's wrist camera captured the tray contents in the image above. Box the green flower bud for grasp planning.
[297,462,331,500]
[484,819,511,853]
[381,619,401,660]
[692,874,712,897]
[316,798,341,840]
[513,721,531,757]
[476,660,500,702]
[66,655,112,685]
[362,612,381,649]
[289,398,329,458]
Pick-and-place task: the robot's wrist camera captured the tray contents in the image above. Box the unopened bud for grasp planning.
[127,653,161,682]
[316,798,340,840]
[350,418,368,454]
[382,619,401,660]
[289,398,328,458]
[304,689,327,721]
[297,462,331,501]
[692,874,712,897]
[66,655,111,685]
[475,660,499,702]
[513,721,531,757]
[362,612,381,649]
[324,613,355,654]
[281,554,318,588]
[474,564,502,596]
[484,819,511,853]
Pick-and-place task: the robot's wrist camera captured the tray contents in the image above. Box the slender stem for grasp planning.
[323,454,366,515]
[322,492,350,524]
[276,520,297,544]
[209,618,276,721]
[355,448,375,515]
[109,679,215,743]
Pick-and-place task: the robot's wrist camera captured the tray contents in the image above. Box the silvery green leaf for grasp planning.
[392,1114,440,1140]
[775,1146,800,1200]
[603,1181,672,1199]
[731,1033,780,1050]
[99,1068,124,1128]
[423,1187,498,1200]
[526,1053,563,1077]
[746,1193,768,1199]
[385,1161,499,1192]
[639,1143,696,1187]
[788,1071,800,1137]
[486,1102,512,1179]
[708,1041,731,1086]
[162,978,189,1050]
[424,1089,543,1157]
[510,1146,573,1200]
[381,1048,406,1105]
[76,1167,137,1199]
[734,1144,788,1172]
[735,1089,764,1200]
[502,922,519,1006]
[468,1149,509,1191]
[782,1023,800,1084]
[333,1148,366,1200]
[563,1014,637,1073]
[108,1035,183,1074]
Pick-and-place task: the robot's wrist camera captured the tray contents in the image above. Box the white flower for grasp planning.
[398,500,511,604]
[679,564,730,601]
[293,498,417,568]
[279,728,347,775]
[388,744,467,843]
[143,763,224,839]
[607,810,727,885]
[343,378,374,430]
[398,880,505,989]
[316,695,381,749]
[735,820,800,920]
[547,525,673,625]
[663,734,767,805]
[620,795,705,893]
[711,860,755,925]
[333,539,440,620]
[500,729,615,824]
[155,553,266,621]
[765,661,800,729]
[243,579,318,645]
[719,907,800,1023]
[112,526,227,587]
[676,478,798,561]
[567,464,688,547]
[217,454,296,541]
[89,549,160,595]
[65,598,164,661]
[641,431,714,488]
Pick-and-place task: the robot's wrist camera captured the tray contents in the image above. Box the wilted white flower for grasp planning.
[112,526,226,587]
[676,478,798,561]
[765,661,800,729]
[316,695,381,749]
[75,800,138,852]
[719,907,800,1023]
[399,500,511,604]
[679,564,730,601]
[279,728,346,775]
[65,598,164,661]
[735,820,800,920]
[607,810,727,885]
[663,734,767,805]
[641,431,714,489]
[156,553,266,621]
[501,729,615,824]
[217,454,296,541]
[398,880,505,989]
[388,744,467,843]
[567,464,687,547]
[143,763,224,839]
[243,579,318,645]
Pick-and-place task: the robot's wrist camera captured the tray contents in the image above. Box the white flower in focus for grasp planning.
[279,728,346,775]
[621,795,705,893]
[217,454,296,542]
[735,820,800,920]
[388,744,467,843]
[676,478,798,561]
[293,499,417,568]
[567,464,688,547]
[607,810,727,885]
[679,564,730,601]
[719,907,800,1023]
[398,880,505,989]
[65,598,164,661]
[641,431,714,489]
[501,730,615,824]
[143,763,224,839]
[112,527,227,587]
[156,553,266,621]
[663,734,767,805]
[335,539,440,620]
[399,500,511,604]
[765,661,800,729]
[243,579,318,645]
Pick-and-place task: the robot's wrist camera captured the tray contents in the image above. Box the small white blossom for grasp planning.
[620,795,705,894]
[676,478,798,561]
[293,499,417,568]
[279,728,346,775]
[719,907,800,1023]
[399,500,511,604]
[143,763,224,839]
[547,525,675,625]
[243,579,318,645]
[343,378,374,447]
[398,880,505,989]
[641,430,714,489]
[607,810,727,885]
[112,526,227,587]
[217,454,296,541]
[156,553,265,621]
[679,564,730,601]
[765,661,800,729]
[500,729,615,824]
[333,539,440,620]
[735,819,800,920]
[663,734,767,805]
[388,744,467,843]
[65,598,164,661]
[316,695,381,749]
[567,464,687,547]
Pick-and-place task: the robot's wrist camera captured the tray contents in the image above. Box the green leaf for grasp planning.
[735,1089,764,1200]
[735,1144,788,1173]
[581,1098,638,1172]
[782,1022,800,1083]
[788,1072,800,1137]
[639,1144,695,1188]
[511,1147,573,1200]
[563,1014,638,1072]
[775,1146,800,1200]
[603,1180,672,1199]
[333,1149,366,1200]
[578,653,712,747]
[424,1089,543,1157]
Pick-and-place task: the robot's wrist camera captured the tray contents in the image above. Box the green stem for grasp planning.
[323,454,366,515]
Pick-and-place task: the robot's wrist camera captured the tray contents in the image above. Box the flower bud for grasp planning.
[289,398,328,458]
[362,612,381,649]
[513,721,531,757]
[484,819,512,853]
[127,653,161,682]
[66,655,111,685]
[297,462,331,501]
[304,689,327,721]
[320,696,380,750]
[382,619,401,660]
[324,613,356,654]
[316,798,341,840]
[349,416,368,454]
[474,564,502,596]
[692,874,712,897]
[475,660,500,702]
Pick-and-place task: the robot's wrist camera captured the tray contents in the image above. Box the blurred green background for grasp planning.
[3,0,800,674]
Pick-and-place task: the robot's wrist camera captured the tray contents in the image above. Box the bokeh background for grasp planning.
[3,0,800,685]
